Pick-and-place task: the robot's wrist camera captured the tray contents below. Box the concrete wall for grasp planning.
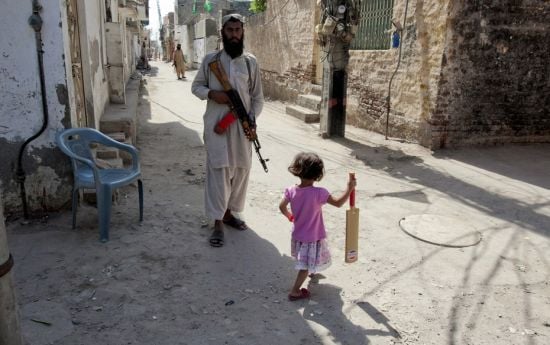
[191,19,219,66]
[105,22,127,103]
[175,24,195,67]
[246,0,449,142]
[108,0,119,22]
[78,0,110,129]
[125,25,138,77]
[244,0,550,148]
[246,0,317,102]
[192,36,218,65]
[0,0,74,214]
[429,0,550,148]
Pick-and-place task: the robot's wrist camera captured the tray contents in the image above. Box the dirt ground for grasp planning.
[6,61,550,345]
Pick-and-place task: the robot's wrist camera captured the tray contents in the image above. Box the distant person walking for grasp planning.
[279,152,356,301]
[191,13,264,247]
[172,44,186,80]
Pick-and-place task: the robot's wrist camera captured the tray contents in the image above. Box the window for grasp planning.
[351,0,394,50]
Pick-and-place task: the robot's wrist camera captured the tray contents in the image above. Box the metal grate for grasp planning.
[351,0,394,50]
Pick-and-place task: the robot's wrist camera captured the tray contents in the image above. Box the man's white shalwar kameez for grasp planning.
[191,50,264,220]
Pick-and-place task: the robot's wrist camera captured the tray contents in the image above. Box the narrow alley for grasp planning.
[6,61,550,345]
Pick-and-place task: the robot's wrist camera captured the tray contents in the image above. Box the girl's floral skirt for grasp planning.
[291,239,331,273]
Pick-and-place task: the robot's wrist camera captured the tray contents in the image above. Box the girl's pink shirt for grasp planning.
[284,185,330,242]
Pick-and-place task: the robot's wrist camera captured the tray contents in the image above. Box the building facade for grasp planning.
[246,0,550,149]
[0,0,149,215]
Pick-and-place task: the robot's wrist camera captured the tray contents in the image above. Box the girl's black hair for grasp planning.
[288,152,324,181]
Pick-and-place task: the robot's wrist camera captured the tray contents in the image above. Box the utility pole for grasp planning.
[0,192,23,345]
[157,0,164,59]
[318,0,360,137]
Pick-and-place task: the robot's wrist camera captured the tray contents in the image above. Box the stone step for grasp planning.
[100,76,140,145]
[100,118,134,144]
[95,157,124,169]
[95,146,120,160]
[297,94,321,111]
[285,104,320,123]
[105,131,127,142]
[104,132,135,166]
[310,84,322,97]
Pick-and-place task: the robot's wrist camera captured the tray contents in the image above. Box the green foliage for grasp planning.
[249,0,267,13]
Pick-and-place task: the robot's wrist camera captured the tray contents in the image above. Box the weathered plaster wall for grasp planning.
[79,0,110,129]
[175,24,194,66]
[246,0,317,102]
[430,0,550,148]
[246,0,450,145]
[106,22,127,104]
[347,0,451,144]
[126,26,138,78]
[0,1,73,214]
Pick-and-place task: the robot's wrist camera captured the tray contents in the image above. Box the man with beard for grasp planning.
[172,44,186,79]
[192,13,264,247]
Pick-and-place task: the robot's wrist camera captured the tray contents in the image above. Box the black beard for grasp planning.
[222,33,244,59]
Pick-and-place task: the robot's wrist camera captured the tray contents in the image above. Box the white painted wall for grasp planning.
[0,0,74,211]
[78,0,110,129]
[193,38,205,65]
[0,1,70,145]
[133,35,140,65]
[175,24,194,66]
[105,22,127,103]
[109,0,120,22]
[193,36,218,66]
[126,28,135,76]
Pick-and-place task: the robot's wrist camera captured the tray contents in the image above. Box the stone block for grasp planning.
[285,105,320,123]
[297,94,321,111]
[95,146,119,160]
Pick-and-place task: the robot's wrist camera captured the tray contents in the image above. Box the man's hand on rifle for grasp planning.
[245,126,257,141]
[208,90,231,105]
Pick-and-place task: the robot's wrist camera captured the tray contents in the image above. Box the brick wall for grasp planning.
[245,0,317,102]
[247,1,550,149]
[347,0,451,144]
[249,0,450,143]
[432,0,550,148]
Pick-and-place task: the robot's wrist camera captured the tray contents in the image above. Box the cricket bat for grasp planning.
[345,172,359,263]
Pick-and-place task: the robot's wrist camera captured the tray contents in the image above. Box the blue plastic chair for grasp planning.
[56,128,143,242]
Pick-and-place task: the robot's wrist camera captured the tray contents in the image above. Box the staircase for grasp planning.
[83,74,141,204]
[285,84,322,123]
[97,74,141,168]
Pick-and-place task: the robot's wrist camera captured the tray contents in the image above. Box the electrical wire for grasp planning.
[385,0,410,139]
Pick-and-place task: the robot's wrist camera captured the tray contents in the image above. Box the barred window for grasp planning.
[351,0,394,50]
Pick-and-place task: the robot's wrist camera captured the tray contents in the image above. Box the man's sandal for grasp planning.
[209,229,224,247]
[223,216,249,231]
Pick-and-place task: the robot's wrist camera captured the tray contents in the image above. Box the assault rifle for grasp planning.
[208,59,269,173]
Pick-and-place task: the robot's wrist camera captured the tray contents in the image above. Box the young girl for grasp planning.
[279,152,356,301]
